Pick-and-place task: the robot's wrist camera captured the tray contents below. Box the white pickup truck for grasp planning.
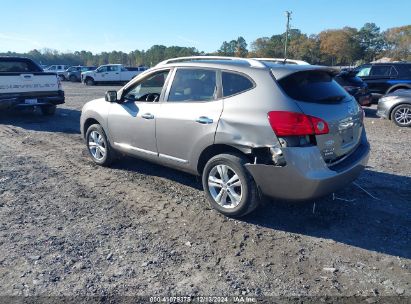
[81,64,147,86]
[0,57,65,115]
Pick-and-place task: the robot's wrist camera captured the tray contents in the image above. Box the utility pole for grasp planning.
[284,11,292,58]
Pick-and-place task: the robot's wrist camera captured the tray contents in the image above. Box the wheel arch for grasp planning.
[196,144,252,175]
[83,117,102,139]
[386,84,411,94]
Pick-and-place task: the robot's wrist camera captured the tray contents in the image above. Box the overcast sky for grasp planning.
[1,0,410,54]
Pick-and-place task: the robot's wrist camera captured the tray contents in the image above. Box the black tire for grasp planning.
[85,77,95,86]
[202,153,260,217]
[85,124,114,166]
[69,75,78,82]
[40,105,56,116]
[391,104,411,127]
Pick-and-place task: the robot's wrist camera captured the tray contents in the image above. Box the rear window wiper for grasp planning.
[316,95,346,102]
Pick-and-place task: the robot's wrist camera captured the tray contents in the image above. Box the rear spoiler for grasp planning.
[271,65,340,80]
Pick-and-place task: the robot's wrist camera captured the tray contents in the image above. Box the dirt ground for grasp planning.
[0,82,410,300]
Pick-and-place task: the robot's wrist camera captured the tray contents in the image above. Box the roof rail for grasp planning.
[253,58,310,65]
[156,56,266,68]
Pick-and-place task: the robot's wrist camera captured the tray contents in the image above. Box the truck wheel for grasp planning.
[58,75,65,81]
[40,105,56,116]
[85,124,114,166]
[85,77,95,86]
[202,153,260,217]
[69,75,78,82]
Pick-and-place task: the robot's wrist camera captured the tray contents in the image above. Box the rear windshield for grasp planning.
[0,59,42,73]
[277,70,350,103]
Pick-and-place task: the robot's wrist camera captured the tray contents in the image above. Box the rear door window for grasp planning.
[277,70,350,103]
[370,65,391,77]
[222,72,254,97]
[168,69,217,102]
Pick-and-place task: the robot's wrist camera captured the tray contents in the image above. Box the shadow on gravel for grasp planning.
[0,108,81,134]
[363,107,379,118]
[245,169,411,259]
[112,156,203,191]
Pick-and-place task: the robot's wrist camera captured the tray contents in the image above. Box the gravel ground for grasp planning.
[0,82,410,300]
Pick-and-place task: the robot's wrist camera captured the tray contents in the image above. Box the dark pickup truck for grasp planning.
[0,57,65,115]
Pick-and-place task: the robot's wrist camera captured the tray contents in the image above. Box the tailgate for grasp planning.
[276,69,364,163]
[0,73,59,94]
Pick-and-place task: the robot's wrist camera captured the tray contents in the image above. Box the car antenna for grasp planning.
[283,58,288,64]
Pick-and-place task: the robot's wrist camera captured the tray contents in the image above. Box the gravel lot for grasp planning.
[0,82,410,300]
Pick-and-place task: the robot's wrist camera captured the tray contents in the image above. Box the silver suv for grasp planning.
[80,56,370,217]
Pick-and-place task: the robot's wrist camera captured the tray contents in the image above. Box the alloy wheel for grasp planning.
[208,164,243,209]
[88,131,106,161]
[394,106,411,126]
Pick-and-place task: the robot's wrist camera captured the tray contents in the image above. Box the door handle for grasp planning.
[142,113,154,120]
[196,116,213,124]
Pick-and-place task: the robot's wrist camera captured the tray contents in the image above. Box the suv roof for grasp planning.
[155,56,336,80]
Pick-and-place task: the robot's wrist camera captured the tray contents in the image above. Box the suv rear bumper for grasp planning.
[245,133,370,201]
[0,90,65,110]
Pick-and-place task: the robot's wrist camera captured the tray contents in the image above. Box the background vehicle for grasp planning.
[377,89,411,127]
[64,66,96,82]
[0,57,65,115]
[43,65,70,80]
[81,64,147,86]
[335,70,372,106]
[355,62,411,100]
[81,56,369,217]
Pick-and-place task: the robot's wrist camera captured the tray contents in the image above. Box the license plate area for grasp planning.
[25,99,38,105]
[340,127,354,147]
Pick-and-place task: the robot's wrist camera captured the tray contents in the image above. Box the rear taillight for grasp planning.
[268,111,329,136]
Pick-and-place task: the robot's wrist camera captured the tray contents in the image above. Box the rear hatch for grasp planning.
[275,69,364,164]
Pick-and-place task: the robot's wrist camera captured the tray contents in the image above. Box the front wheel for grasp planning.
[85,77,95,86]
[202,153,260,217]
[85,124,114,166]
[391,104,411,127]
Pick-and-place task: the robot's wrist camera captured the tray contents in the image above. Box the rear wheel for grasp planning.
[391,104,411,127]
[69,75,78,82]
[85,77,95,86]
[202,153,260,217]
[40,105,56,116]
[58,75,65,81]
[85,124,113,166]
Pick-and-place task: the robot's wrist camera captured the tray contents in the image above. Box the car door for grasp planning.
[156,68,223,169]
[107,69,171,158]
[94,66,108,81]
[366,65,393,94]
[105,65,121,81]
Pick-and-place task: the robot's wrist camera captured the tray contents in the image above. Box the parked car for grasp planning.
[80,56,369,217]
[355,62,411,100]
[81,64,147,86]
[335,70,372,106]
[0,57,65,115]
[64,66,96,82]
[377,89,411,127]
[43,65,70,80]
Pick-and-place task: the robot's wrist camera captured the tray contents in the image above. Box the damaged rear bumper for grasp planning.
[245,135,370,201]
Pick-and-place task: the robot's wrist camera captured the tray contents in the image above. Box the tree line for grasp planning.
[1,23,409,67]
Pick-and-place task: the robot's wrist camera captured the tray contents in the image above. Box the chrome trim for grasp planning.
[159,153,188,163]
[113,142,157,156]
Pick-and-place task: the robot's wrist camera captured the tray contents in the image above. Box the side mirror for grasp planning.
[105,91,118,102]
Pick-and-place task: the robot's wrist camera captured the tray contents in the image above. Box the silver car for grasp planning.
[80,56,370,217]
[377,89,411,127]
